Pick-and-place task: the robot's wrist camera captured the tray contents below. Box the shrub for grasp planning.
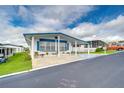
[24,52,31,61]
[46,52,49,55]
[35,52,39,57]
[25,48,30,54]
[95,48,104,52]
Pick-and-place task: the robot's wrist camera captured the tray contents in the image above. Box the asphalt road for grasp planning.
[0,52,124,88]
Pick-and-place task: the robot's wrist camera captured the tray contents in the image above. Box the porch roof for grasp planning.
[23,32,87,45]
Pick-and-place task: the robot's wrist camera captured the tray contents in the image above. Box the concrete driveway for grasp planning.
[0,52,124,88]
[33,54,102,68]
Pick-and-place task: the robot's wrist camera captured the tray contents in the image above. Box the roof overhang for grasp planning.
[0,45,17,48]
[23,32,87,45]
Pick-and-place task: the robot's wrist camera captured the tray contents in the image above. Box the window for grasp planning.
[112,42,117,45]
[7,48,9,55]
[39,41,68,52]
[84,44,88,48]
[60,42,67,51]
[11,48,13,53]
[2,49,4,54]
[50,42,55,51]
[0,49,1,54]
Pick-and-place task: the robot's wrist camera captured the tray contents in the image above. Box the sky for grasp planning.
[0,5,124,46]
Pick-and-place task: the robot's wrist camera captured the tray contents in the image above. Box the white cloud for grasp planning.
[0,6,94,46]
[61,15,124,42]
[18,6,28,19]
[29,5,94,30]
[31,6,94,24]
[0,6,124,47]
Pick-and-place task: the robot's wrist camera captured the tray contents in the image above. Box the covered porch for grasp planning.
[24,32,89,68]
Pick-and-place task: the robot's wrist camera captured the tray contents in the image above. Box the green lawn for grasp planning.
[90,50,116,54]
[0,52,32,76]
[79,50,116,55]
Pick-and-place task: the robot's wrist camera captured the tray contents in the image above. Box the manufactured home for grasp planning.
[23,32,88,60]
[83,40,107,52]
[3,44,25,53]
[0,43,24,58]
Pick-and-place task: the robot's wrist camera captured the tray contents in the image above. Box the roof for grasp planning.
[86,40,107,45]
[0,43,24,48]
[109,40,124,43]
[87,40,106,43]
[87,40,104,42]
[23,32,87,45]
[3,44,24,47]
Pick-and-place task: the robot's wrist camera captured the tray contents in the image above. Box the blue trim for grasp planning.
[23,32,62,36]
[39,38,67,43]
[37,41,39,51]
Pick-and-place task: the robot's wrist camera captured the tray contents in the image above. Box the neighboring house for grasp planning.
[0,43,24,58]
[3,44,25,53]
[23,32,87,60]
[0,44,15,58]
[82,40,107,52]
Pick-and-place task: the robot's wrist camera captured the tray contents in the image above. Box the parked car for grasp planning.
[0,56,7,63]
[107,42,124,51]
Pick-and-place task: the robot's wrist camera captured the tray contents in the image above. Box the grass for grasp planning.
[90,50,116,54]
[0,52,32,76]
[79,50,117,54]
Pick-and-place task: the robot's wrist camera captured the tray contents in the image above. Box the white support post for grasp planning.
[57,35,60,57]
[50,42,51,52]
[69,42,72,55]
[88,43,90,55]
[44,42,46,52]
[7,48,9,56]
[91,41,92,48]
[49,42,52,55]
[55,39,57,55]
[104,49,106,55]
[8,48,10,56]
[104,46,107,55]
[31,36,35,60]
[4,48,7,58]
[75,41,77,55]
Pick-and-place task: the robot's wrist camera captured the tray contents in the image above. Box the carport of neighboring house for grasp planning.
[0,44,25,58]
[23,32,89,68]
[0,46,16,58]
